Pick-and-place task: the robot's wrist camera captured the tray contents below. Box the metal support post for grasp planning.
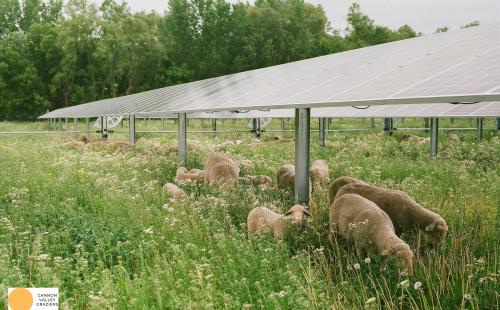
[294,108,310,206]
[211,118,217,136]
[85,118,90,137]
[161,118,165,132]
[476,117,483,143]
[281,118,285,133]
[384,118,394,135]
[129,115,136,145]
[319,117,326,147]
[430,118,439,159]
[101,116,108,139]
[74,118,78,132]
[178,113,187,166]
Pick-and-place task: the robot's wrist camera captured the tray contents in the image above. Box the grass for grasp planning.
[0,119,498,309]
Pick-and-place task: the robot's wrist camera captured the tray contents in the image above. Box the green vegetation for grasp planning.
[0,121,498,309]
[0,0,419,120]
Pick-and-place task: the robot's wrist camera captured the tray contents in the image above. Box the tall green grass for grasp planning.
[0,124,498,309]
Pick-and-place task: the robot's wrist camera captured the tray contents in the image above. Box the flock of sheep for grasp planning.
[163,150,448,275]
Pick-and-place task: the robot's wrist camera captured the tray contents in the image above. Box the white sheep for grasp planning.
[203,152,240,185]
[247,205,311,237]
[175,167,204,183]
[163,183,184,202]
[335,182,448,246]
[310,160,329,189]
[448,134,460,143]
[328,176,365,204]
[277,164,312,194]
[241,175,273,187]
[329,193,413,274]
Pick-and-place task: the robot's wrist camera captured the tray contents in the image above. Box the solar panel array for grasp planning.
[39,23,500,119]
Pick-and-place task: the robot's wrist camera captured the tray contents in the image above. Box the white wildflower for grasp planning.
[414,281,422,290]
[353,263,361,270]
[364,257,371,264]
[464,294,472,300]
[399,279,410,288]
[37,254,50,261]
[143,227,154,234]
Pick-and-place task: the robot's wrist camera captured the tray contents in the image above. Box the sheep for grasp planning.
[247,205,311,237]
[239,159,255,174]
[335,183,448,246]
[448,134,460,143]
[277,164,312,194]
[401,134,425,142]
[203,152,240,185]
[163,183,184,202]
[241,175,273,187]
[169,140,199,153]
[310,160,329,189]
[328,176,365,205]
[329,193,413,274]
[418,137,430,144]
[175,167,204,183]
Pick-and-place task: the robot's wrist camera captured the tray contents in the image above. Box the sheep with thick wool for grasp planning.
[175,167,204,183]
[247,205,311,238]
[310,160,329,189]
[163,183,184,202]
[328,176,365,204]
[203,152,240,185]
[335,182,448,246]
[329,193,413,274]
[276,164,312,194]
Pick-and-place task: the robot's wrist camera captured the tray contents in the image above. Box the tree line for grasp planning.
[0,0,420,120]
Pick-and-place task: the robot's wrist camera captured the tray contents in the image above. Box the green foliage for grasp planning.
[0,0,417,120]
[0,124,498,308]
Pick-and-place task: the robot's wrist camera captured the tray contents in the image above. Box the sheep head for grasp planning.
[383,242,414,275]
[425,218,448,246]
[283,205,311,225]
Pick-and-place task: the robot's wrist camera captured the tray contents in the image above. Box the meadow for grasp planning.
[0,119,498,309]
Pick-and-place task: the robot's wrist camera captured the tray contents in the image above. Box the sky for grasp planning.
[90,0,499,34]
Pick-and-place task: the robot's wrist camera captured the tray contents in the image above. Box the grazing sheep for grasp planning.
[241,175,273,187]
[448,134,460,143]
[329,193,413,274]
[401,134,425,142]
[169,140,199,153]
[203,152,240,185]
[163,183,184,201]
[418,137,430,144]
[335,183,448,246]
[277,164,295,192]
[275,138,294,144]
[310,160,329,188]
[277,164,312,194]
[175,167,204,183]
[247,205,311,237]
[239,159,255,174]
[328,176,365,205]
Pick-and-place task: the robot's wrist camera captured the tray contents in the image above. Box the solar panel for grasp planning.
[39,23,500,119]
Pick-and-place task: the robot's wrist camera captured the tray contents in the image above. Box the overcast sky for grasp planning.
[90,0,499,34]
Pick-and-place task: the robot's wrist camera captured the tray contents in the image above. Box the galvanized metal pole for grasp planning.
[161,118,165,132]
[65,118,68,131]
[102,116,108,139]
[281,118,285,133]
[319,118,325,147]
[85,118,90,137]
[371,118,375,128]
[74,118,78,132]
[294,108,310,206]
[384,118,394,135]
[497,118,500,131]
[129,115,136,145]
[178,113,187,166]
[430,118,439,159]
[476,117,483,143]
[211,118,217,136]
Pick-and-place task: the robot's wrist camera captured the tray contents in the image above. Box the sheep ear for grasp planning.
[284,210,293,216]
[426,222,436,232]
[303,209,312,217]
